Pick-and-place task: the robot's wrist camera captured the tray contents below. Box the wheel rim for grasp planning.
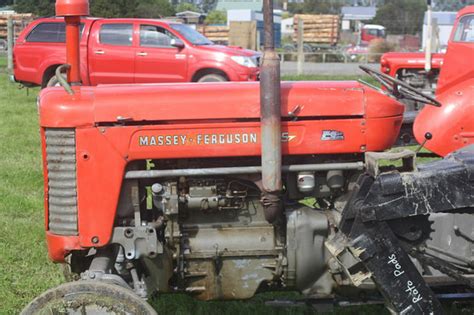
[200,77,222,82]
[21,281,157,315]
[39,294,136,315]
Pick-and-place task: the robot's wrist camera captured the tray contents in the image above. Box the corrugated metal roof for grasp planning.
[341,6,376,20]
[424,11,457,25]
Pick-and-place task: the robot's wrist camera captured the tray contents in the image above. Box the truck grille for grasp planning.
[45,128,78,236]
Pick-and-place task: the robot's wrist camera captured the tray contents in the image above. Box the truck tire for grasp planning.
[283,43,296,53]
[46,74,65,88]
[0,39,7,51]
[303,44,312,53]
[197,74,227,82]
[21,280,157,315]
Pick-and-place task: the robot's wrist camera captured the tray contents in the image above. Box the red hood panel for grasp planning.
[39,81,404,127]
[382,52,445,67]
[92,81,368,123]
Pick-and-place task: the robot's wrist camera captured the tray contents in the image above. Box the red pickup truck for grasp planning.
[13,17,260,87]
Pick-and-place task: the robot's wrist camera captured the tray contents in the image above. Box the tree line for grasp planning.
[287,0,474,35]
[5,0,474,34]
[2,0,209,18]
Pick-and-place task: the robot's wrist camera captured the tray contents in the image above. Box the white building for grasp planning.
[281,17,294,36]
[227,9,281,26]
[341,6,377,31]
[422,11,457,52]
[216,0,263,11]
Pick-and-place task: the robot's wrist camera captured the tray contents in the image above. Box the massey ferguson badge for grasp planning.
[139,133,259,146]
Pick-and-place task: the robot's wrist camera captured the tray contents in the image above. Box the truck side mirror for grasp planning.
[171,39,185,49]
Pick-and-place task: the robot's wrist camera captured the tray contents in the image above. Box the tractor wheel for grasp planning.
[21,280,157,315]
[197,74,227,82]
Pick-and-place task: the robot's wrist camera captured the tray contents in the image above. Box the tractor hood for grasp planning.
[39,81,404,127]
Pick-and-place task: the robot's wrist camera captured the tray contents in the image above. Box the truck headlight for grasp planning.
[231,56,257,68]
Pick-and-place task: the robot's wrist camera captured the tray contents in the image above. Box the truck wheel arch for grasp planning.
[192,68,229,82]
[42,64,62,88]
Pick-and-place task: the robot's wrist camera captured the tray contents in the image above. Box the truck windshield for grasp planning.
[453,14,474,42]
[170,24,213,45]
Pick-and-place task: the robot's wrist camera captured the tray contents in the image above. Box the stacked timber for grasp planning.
[293,14,339,45]
[197,25,229,42]
[0,14,34,39]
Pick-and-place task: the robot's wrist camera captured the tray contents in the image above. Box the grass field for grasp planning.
[0,67,391,314]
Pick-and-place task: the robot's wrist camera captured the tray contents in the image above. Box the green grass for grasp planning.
[0,68,392,314]
[0,75,63,312]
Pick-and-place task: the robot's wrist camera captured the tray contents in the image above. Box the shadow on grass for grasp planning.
[149,291,389,315]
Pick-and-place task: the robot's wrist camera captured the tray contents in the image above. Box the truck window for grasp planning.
[140,25,176,47]
[26,22,84,43]
[453,15,474,42]
[366,29,378,36]
[99,24,133,46]
[170,24,212,45]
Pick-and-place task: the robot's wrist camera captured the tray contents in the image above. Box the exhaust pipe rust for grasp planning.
[260,0,282,223]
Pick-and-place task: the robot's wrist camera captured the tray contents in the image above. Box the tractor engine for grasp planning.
[396,68,440,111]
[128,174,329,300]
[82,157,358,300]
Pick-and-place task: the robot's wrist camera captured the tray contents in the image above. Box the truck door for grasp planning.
[134,24,187,83]
[88,22,135,84]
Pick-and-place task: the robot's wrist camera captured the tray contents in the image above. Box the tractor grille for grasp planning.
[45,128,78,236]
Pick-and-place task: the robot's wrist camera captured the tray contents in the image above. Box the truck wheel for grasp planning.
[283,43,296,53]
[21,280,157,315]
[197,74,227,82]
[0,39,7,51]
[46,74,66,88]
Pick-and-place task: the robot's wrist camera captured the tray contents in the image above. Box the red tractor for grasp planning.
[386,5,474,147]
[380,0,446,109]
[23,1,473,314]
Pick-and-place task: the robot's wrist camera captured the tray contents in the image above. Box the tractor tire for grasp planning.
[21,280,157,315]
[197,74,227,82]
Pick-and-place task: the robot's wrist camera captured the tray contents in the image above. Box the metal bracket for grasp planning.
[111,226,162,260]
[365,149,416,177]
[55,64,74,95]
[325,233,372,287]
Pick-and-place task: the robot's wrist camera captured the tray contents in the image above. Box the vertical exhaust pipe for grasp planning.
[55,0,90,85]
[260,0,282,223]
[425,0,432,72]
